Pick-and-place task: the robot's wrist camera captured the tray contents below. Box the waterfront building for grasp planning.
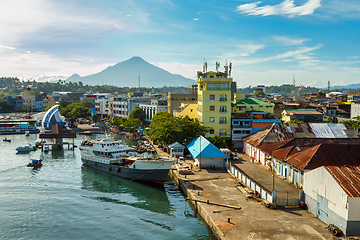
[168,142,185,158]
[196,62,234,140]
[243,122,359,186]
[187,135,229,168]
[303,159,360,237]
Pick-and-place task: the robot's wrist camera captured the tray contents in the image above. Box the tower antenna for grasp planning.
[139,76,140,92]
[293,74,295,87]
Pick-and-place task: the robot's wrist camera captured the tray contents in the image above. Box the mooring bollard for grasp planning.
[228,218,231,223]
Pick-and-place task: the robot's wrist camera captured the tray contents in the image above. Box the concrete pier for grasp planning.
[170,161,335,240]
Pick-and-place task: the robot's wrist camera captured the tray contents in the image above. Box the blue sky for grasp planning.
[0,0,359,88]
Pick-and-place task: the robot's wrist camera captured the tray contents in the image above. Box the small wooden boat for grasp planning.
[25,131,30,136]
[27,159,43,168]
[3,138,11,142]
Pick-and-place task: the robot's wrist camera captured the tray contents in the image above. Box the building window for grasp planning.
[209,117,215,122]
[221,83,229,90]
[220,95,227,101]
[219,106,227,112]
[220,117,227,124]
[233,121,239,125]
[215,85,221,91]
[207,83,215,90]
[210,106,215,111]
[209,129,214,134]
[220,129,226,136]
[210,94,215,100]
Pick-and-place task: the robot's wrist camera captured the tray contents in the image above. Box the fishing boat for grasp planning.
[79,139,176,184]
[25,131,30,136]
[79,131,93,136]
[16,143,37,153]
[3,137,11,142]
[27,159,43,168]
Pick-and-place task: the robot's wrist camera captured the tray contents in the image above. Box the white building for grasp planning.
[304,165,360,236]
[110,97,152,118]
[139,99,168,122]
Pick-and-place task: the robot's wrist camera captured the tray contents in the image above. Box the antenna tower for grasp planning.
[293,74,295,86]
[327,81,330,93]
[139,76,140,92]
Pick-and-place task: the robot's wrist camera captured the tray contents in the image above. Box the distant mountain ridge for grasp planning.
[66,57,196,88]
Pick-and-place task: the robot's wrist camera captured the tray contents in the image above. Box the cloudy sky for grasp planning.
[0,0,359,87]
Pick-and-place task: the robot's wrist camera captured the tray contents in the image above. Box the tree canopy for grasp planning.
[207,135,227,148]
[148,112,208,145]
[129,107,145,122]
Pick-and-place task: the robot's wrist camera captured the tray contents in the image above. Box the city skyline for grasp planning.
[0,0,359,88]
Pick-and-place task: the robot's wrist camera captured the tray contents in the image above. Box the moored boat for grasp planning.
[3,137,11,142]
[16,143,37,153]
[79,139,176,184]
[27,159,43,168]
[79,131,93,136]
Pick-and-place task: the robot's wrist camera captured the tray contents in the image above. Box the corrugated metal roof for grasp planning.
[285,144,360,170]
[325,166,360,197]
[187,136,229,159]
[309,123,348,138]
[243,123,358,147]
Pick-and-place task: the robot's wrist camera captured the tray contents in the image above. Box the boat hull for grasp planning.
[81,158,171,184]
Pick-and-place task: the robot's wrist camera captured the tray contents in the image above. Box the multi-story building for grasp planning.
[140,99,168,122]
[231,94,279,149]
[21,87,35,110]
[42,96,56,111]
[110,96,152,118]
[196,63,234,140]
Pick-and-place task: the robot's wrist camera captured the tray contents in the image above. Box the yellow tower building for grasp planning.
[196,62,233,139]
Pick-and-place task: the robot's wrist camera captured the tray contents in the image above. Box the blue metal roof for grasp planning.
[187,136,229,159]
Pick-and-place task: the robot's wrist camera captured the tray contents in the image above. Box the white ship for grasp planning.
[79,139,176,184]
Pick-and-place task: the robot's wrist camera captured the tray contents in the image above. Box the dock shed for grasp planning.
[168,142,185,158]
[187,136,229,168]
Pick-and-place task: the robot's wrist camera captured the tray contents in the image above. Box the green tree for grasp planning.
[91,115,99,123]
[148,112,208,145]
[123,117,142,132]
[68,105,91,119]
[341,116,360,131]
[207,135,227,148]
[129,107,145,122]
[0,99,15,113]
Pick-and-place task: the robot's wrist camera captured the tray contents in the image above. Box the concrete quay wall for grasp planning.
[170,169,226,240]
[169,166,335,240]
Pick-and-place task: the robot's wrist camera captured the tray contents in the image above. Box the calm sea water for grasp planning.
[0,134,215,240]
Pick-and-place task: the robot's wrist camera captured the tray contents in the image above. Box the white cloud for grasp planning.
[153,62,201,79]
[194,18,199,21]
[272,36,309,46]
[236,0,322,17]
[0,45,15,50]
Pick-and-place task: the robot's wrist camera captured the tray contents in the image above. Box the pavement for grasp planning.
[232,154,299,200]
[172,165,335,240]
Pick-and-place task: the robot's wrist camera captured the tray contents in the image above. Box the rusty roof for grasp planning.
[325,166,360,197]
[285,144,360,170]
[243,123,359,147]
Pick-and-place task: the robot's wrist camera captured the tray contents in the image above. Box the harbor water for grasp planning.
[0,134,215,240]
